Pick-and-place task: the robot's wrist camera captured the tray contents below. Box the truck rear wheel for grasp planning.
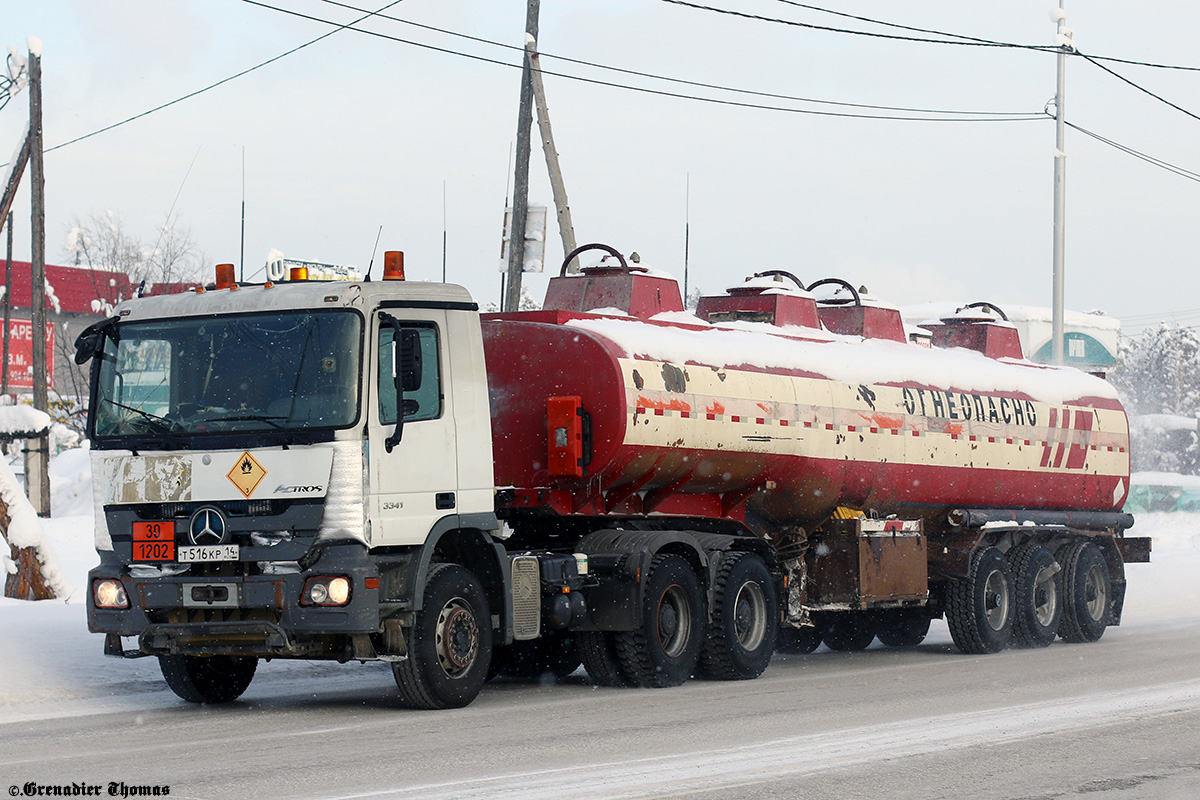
[159,654,257,704]
[1057,542,1111,643]
[392,563,493,709]
[946,546,1014,654]
[578,631,630,687]
[1011,544,1062,648]
[875,608,930,648]
[823,612,877,651]
[776,621,826,654]
[699,552,778,680]
[614,554,704,688]
[498,633,582,680]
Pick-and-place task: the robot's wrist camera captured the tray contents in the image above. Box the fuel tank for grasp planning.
[482,260,1129,526]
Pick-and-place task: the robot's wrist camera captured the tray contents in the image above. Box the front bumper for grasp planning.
[87,543,381,658]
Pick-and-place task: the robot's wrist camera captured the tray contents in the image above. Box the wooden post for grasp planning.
[27,49,50,517]
[529,46,578,274]
[2,211,12,398]
[503,0,540,312]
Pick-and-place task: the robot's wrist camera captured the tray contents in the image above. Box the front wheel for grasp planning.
[1057,542,1111,643]
[159,654,257,704]
[614,554,705,688]
[945,546,1015,654]
[392,563,493,709]
[699,552,778,680]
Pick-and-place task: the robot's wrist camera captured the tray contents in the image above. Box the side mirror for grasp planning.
[397,329,423,393]
[74,316,118,365]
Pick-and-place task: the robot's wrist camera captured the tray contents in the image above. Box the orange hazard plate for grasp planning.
[132,521,175,562]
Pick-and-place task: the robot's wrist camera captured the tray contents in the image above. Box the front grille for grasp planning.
[137,499,288,520]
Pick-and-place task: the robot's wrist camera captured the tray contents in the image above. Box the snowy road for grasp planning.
[1,505,1198,799]
[2,616,1199,799]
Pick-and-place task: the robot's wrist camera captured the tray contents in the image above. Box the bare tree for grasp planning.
[64,210,205,293]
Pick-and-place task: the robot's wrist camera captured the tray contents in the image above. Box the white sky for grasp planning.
[1,0,1197,333]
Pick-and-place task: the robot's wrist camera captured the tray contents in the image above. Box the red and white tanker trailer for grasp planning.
[80,245,1148,708]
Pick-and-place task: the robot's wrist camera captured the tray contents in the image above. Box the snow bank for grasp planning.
[0,404,51,436]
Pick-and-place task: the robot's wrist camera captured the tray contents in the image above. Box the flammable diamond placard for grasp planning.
[227,451,268,498]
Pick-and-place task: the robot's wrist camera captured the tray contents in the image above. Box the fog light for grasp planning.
[94,579,129,609]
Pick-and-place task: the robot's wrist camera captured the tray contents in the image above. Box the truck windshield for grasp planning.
[93,311,361,439]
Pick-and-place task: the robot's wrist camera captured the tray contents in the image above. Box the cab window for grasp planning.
[378,322,441,424]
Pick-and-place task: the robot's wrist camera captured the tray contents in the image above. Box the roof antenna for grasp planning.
[365,225,383,282]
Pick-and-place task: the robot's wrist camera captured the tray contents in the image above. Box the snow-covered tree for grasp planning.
[1111,323,1200,474]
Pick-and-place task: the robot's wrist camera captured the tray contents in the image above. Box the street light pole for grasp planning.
[1052,1,1068,366]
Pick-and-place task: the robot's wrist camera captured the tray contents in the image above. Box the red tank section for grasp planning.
[482,258,1130,528]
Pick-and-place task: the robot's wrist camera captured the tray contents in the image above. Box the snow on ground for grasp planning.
[0,452,1196,723]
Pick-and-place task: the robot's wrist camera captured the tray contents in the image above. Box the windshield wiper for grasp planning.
[105,400,178,435]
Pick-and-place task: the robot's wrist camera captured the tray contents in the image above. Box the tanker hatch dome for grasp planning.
[542,243,683,319]
[811,278,906,342]
[695,270,821,328]
[925,302,1024,360]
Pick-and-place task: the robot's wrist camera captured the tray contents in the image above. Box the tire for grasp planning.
[499,633,582,680]
[159,654,257,704]
[578,631,630,687]
[614,554,705,688]
[945,546,1015,654]
[776,621,826,654]
[823,612,877,651]
[875,608,931,648]
[699,552,778,680]
[1057,542,1111,643]
[1010,544,1062,648]
[391,563,493,709]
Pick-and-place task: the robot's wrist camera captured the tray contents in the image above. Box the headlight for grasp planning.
[94,579,129,609]
[302,576,352,607]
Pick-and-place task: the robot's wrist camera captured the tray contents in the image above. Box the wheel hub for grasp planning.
[435,599,478,677]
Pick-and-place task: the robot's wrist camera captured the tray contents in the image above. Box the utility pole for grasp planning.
[528,42,578,273]
[1051,1,1069,365]
[27,46,50,517]
[2,212,12,399]
[503,0,540,312]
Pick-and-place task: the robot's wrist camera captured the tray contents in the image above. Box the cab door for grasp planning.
[367,310,459,547]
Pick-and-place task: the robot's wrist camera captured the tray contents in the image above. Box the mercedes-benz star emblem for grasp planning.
[188,506,229,546]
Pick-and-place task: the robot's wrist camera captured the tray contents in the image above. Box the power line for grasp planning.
[1064,120,1200,183]
[697,0,1200,73]
[770,0,1030,47]
[242,0,1045,122]
[313,0,1037,118]
[1080,52,1200,123]
[659,0,1054,51]
[0,0,407,167]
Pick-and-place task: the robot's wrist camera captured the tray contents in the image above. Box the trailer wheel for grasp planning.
[946,546,1014,654]
[578,631,630,687]
[823,612,877,651]
[875,609,931,648]
[776,621,826,654]
[1057,542,1110,643]
[159,655,257,704]
[392,563,493,709]
[614,554,705,688]
[1011,544,1062,648]
[699,552,778,680]
[497,633,582,680]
